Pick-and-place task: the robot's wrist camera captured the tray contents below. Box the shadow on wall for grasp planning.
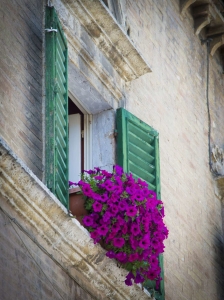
[214,224,224,300]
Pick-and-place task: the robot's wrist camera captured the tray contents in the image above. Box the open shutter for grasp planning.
[45,7,68,207]
[116,108,164,300]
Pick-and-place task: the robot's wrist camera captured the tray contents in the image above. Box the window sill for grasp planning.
[59,0,152,81]
[0,138,153,300]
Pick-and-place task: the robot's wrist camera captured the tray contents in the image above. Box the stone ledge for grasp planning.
[57,0,152,82]
[0,138,152,300]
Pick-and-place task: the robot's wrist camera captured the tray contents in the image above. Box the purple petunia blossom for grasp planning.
[114,165,123,176]
[139,235,150,249]
[69,180,77,186]
[95,175,104,180]
[97,224,109,236]
[116,252,127,262]
[103,211,112,222]
[83,216,94,227]
[113,237,125,248]
[130,223,141,236]
[82,183,93,197]
[126,206,137,217]
[92,201,103,212]
[84,169,96,175]
[134,272,145,284]
[100,193,109,202]
[106,251,116,259]
[137,178,148,187]
[125,272,135,286]
[118,201,128,211]
[128,253,139,262]
[121,223,128,234]
[109,205,119,216]
[111,222,121,232]
[90,231,99,239]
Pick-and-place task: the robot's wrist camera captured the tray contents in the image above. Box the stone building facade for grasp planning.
[0,0,224,300]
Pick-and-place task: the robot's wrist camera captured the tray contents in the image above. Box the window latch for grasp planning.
[45,27,57,33]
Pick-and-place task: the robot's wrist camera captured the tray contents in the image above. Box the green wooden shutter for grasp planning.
[116,108,164,300]
[45,7,68,207]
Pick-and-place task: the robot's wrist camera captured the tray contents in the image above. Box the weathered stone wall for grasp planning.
[124,1,224,300]
[0,198,94,300]
[0,0,43,179]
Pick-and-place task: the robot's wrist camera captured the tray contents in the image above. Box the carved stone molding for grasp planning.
[210,34,224,55]
[0,138,152,300]
[180,0,196,14]
[54,0,151,82]
[180,0,224,59]
[192,4,216,35]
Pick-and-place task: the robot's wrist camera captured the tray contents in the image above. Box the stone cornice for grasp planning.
[57,0,152,82]
[0,138,152,300]
[180,0,224,56]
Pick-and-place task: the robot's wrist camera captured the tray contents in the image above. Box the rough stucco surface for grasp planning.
[0,0,43,179]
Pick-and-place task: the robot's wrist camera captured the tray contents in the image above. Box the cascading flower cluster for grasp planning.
[75,165,168,287]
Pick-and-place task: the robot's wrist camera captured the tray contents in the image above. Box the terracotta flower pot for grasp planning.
[69,187,88,225]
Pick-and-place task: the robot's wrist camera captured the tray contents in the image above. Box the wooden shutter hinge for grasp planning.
[114,129,118,137]
[45,27,58,33]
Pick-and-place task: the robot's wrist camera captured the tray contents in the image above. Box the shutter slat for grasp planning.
[129,142,155,164]
[128,132,155,154]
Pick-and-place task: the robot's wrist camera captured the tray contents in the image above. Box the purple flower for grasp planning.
[109,205,119,216]
[106,251,116,259]
[121,224,128,234]
[137,178,148,187]
[113,237,125,248]
[103,211,112,222]
[114,165,123,176]
[83,216,94,227]
[134,272,145,284]
[125,272,135,286]
[130,236,139,250]
[92,201,103,212]
[84,169,96,175]
[126,186,136,195]
[100,193,109,202]
[90,231,100,244]
[139,235,150,249]
[126,206,137,217]
[141,188,150,197]
[134,193,145,202]
[111,222,121,232]
[106,231,116,241]
[118,201,128,211]
[103,180,115,191]
[128,253,139,262]
[90,231,99,239]
[116,252,127,262]
[97,225,109,236]
[82,183,93,196]
[95,175,104,180]
[69,180,76,186]
[130,223,141,236]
